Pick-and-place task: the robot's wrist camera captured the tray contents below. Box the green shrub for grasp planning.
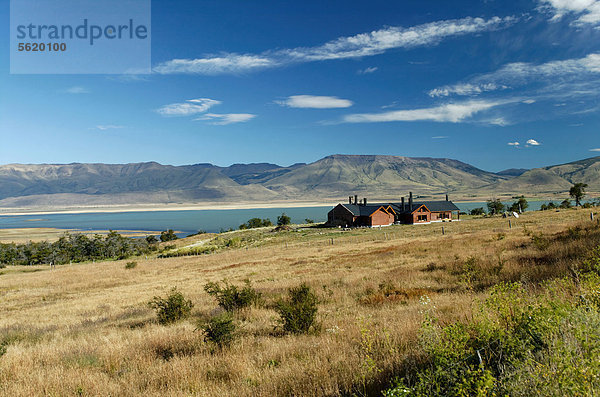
[125,261,137,269]
[160,229,178,242]
[202,312,236,347]
[275,283,318,334]
[204,280,261,311]
[148,288,193,325]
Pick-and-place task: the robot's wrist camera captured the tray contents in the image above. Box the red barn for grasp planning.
[327,203,396,227]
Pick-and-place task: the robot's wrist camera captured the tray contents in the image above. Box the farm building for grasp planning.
[327,193,460,227]
[327,196,396,227]
[388,192,460,224]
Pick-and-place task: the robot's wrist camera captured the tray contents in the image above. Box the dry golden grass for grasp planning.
[0,208,598,396]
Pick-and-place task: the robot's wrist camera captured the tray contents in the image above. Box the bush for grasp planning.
[125,261,137,269]
[470,207,485,216]
[160,229,178,242]
[239,218,272,230]
[202,312,236,348]
[204,280,261,311]
[560,199,572,209]
[148,288,193,325]
[275,283,318,334]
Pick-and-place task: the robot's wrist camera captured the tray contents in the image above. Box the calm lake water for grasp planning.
[0,200,565,236]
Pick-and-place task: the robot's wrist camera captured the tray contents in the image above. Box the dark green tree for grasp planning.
[160,229,178,242]
[277,213,291,226]
[569,183,588,207]
[486,199,505,215]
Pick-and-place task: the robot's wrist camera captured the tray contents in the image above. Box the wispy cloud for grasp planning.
[156,98,221,116]
[429,53,600,98]
[63,86,90,94]
[342,100,503,123]
[538,0,600,25]
[276,95,353,109]
[590,148,600,152]
[153,54,274,75]
[95,125,124,131]
[357,66,378,74]
[508,141,520,146]
[526,139,542,146]
[432,136,448,139]
[195,113,256,125]
[154,16,516,75]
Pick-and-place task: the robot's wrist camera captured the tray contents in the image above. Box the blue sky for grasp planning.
[1,0,599,172]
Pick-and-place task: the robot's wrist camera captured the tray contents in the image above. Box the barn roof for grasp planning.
[388,200,460,214]
[341,204,395,217]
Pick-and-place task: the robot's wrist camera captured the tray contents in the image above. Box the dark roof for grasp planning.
[389,200,460,214]
[340,204,394,217]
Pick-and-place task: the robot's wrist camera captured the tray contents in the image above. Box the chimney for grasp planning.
[363,198,367,206]
[446,194,449,202]
[349,196,353,205]
[409,192,413,211]
[401,197,405,211]
[354,195,358,205]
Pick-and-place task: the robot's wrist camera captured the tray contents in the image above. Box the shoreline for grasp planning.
[0,201,337,217]
[0,196,576,217]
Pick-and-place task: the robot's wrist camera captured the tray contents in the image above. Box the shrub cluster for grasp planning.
[274,283,319,334]
[204,280,261,311]
[148,288,193,325]
[0,231,157,266]
[383,245,600,397]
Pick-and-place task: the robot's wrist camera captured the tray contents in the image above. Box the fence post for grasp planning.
[442,227,445,235]
[509,220,512,229]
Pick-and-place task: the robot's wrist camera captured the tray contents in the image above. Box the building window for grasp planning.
[417,215,427,221]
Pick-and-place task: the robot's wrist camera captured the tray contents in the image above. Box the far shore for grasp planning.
[0,194,583,217]
[0,201,337,217]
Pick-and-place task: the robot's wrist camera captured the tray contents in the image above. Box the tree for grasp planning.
[277,213,291,226]
[239,218,272,230]
[160,229,178,242]
[509,196,528,213]
[145,235,158,244]
[304,218,315,224]
[569,183,588,207]
[486,199,505,215]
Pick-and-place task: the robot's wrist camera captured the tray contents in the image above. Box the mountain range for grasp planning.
[0,155,598,208]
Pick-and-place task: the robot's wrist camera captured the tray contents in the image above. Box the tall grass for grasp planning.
[0,209,597,396]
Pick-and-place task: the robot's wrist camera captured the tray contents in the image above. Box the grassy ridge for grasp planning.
[0,209,598,396]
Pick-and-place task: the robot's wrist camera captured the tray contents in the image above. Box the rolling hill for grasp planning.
[0,155,598,209]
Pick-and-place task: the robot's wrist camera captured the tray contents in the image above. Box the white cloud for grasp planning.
[277,95,353,109]
[590,148,600,151]
[95,125,124,130]
[63,86,89,94]
[526,139,542,146]
[428,53,600,102]
[156,98,221,116]
[508,141,520,146]
[429,83,507,97]
[153,54,275,75]
[195,113,256,125]
[154,16,516,75]
[539,0,600,25]
[432,136,448,139]
[358,66,378,74]
[342,100,502,123]
[522,99,536,104]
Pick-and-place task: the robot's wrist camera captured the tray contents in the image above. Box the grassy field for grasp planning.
[0,209,598,396]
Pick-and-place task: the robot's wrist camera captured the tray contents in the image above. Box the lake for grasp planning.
[0,200,566,236]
